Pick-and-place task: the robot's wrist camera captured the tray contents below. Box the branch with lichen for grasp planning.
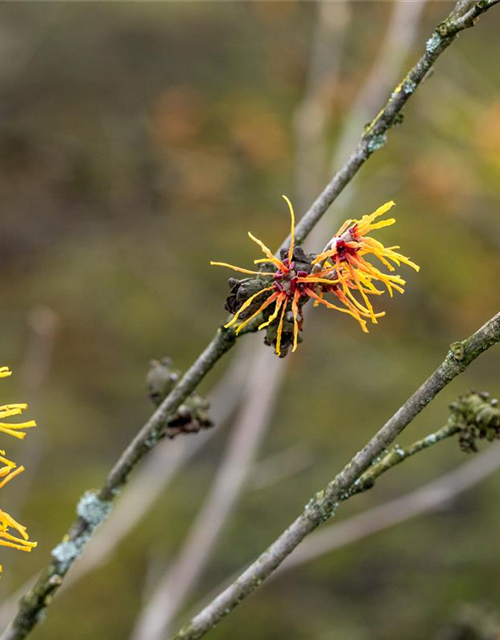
[282,0,500,251]
[138,392,497,640]
[130,348,285,640]
[168,313,500,640]
[185,391,500,610]
[2,0,499,638]
[1,327,237,640]
[348,391,500,498]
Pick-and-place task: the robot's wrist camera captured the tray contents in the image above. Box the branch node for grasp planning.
[449,341,465,361]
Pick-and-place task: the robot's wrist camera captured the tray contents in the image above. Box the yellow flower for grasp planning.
[0,367,37,576]
[211,198,419,355]
[311,201,419,327]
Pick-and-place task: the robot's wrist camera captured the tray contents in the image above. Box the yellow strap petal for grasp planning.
[236,291,282,334]
[356,201,396,236]
[275,301,288,356]
[248,232,287,272]
[210,261,275,276]
[282,195,295,264]
[257,294,284,331]
[0,465,24,490]
[291,290,300,352]
[224,286,274,329]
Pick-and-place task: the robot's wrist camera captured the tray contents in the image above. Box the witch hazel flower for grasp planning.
[211,198,419,357]
[310,201,419,328]
[0,366,37,575]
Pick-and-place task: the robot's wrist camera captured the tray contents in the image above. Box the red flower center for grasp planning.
[272,261,310,299]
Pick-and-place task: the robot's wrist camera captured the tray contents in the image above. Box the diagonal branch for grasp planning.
[2,1,498,638]
[349,422,461,496]
[129,348,285,640]
[281,443,500,575]
[344,390,499,499]
[187,392,500,611]
[132,2,429,635]
[130,4,352,638]
[0,341,251,630]
[168,312,500,640]
[286,0,500,250]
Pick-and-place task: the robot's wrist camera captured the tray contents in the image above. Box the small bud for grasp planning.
[147,358,180,406]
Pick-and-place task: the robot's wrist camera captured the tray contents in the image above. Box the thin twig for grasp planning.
[2,1,498,637]
[282,443,500,573]
[285,0,500,250]
[168,312,500,640]
[349,421,462,497]
[189,395,499,610]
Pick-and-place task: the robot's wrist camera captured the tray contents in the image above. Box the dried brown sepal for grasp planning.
[223,247,314,357]
[163,395,213,439]
[224,277,270,316]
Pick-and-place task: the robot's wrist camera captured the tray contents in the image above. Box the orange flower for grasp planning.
[311,201,419,326]
[212,196,328,354]
[211,198,418,355]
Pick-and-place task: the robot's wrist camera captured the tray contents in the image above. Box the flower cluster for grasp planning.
[0,366,37,576]
[211,197,419,357]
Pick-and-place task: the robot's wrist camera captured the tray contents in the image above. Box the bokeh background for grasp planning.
[0,2,499,639]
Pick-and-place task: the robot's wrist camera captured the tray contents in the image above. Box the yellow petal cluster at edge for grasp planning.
[0,367,37,576]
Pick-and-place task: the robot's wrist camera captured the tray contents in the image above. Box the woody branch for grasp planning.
[169,312,500,640]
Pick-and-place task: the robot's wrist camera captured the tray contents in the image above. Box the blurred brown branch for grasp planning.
[294,1,351,213]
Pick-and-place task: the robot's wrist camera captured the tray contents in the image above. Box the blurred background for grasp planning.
[0,2,499,639]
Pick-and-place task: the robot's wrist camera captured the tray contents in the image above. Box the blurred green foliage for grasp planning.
[0,2,499,639]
